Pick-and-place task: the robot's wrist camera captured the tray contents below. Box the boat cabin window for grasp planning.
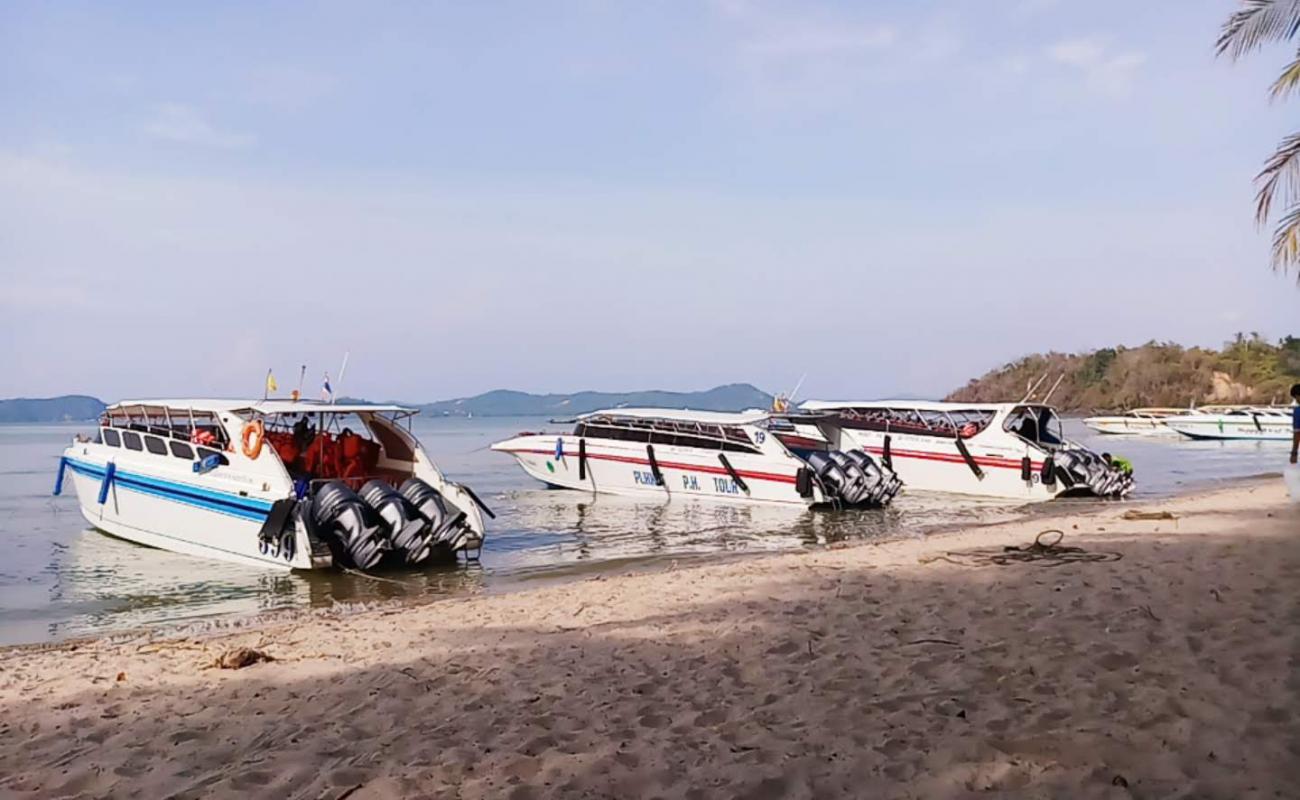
[1004,405,1064,447]
[832,407,995,439]
[122,431,143,451]
[144,436,168,456]
[574,416,759,454]
[101,406,230,451]
[102,429,121,448]
[169,441,194,460]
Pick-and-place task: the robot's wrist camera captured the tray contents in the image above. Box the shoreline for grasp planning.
[4,472,1285,654]
[2,478,1297,797]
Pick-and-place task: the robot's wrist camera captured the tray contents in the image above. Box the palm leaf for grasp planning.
[1217,0,1300,60]
[1254,132,1300,223]
[1270,203,1300,276]
[1269,47,1300,98]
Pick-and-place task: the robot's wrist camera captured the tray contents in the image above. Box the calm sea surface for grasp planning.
[0,416,1287,645]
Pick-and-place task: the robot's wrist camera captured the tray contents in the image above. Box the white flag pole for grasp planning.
[335,351,350,404]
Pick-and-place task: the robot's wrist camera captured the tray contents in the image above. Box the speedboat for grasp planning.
[798,400,1134,500]
[54,399,491,571]
[1162,406,1294,441]
[1082,408,1186,436]
[490,408,902,508]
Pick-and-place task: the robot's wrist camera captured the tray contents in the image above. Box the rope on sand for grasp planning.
[919,529,1122,568]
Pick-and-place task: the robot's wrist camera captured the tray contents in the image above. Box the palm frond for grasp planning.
[1269,47,1300,98]
[1269,203,1300,277]
[1254,132,1300,222]
[1217,0,1300,60]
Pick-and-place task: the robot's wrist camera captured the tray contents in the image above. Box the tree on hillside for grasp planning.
[1217,0,1300,282]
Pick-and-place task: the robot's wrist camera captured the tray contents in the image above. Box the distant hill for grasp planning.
[0,395,106,423]
[946,335,1300,413]
[417,383,775,417]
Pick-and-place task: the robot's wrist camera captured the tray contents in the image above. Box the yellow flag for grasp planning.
[266,370,278,394]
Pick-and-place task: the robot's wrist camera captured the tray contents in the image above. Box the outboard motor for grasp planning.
[312,481,390,569]
[804,450,902,508]
[359,480,433,565]
[842,450,903,506]
[828,451,872,505]
[1051,449,1134,498]
[400,478,472,551]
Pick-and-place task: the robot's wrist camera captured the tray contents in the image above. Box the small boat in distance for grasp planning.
[490,408,902,508]
[798,400,1134,501]
[54,399,491,570]
[1082,408,1186,436]
[1162,406,1294,441]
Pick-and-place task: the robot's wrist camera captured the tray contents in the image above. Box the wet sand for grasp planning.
[2,481,1297,799]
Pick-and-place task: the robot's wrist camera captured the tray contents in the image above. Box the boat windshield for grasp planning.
[1004,405,1065,447]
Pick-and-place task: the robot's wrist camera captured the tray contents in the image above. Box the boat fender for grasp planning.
[97,461,117,505]
[795,467,814,498]
[241,420,266,460]
[882,435,893,470]
[258,497,298,554]
[954,437,984,480]
[645,445,665,486]
[459,484,497,519]
[578,438,587,482]
[717,453,750,494]
[1020,456,1032,482]
[1041,455,1056,486]
[53,456,68,496]
[1251,413,1263,433]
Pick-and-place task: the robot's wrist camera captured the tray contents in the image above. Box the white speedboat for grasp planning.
[490,408,902,508]
[1162,406,1293,441]
[54,399,490,571]
[1082,408,1186,436]
[798,400,1133,501]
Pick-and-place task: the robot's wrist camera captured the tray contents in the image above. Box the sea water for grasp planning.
[0,417,1288,645]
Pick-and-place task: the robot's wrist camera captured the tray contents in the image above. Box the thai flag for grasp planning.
[322,373,333,402]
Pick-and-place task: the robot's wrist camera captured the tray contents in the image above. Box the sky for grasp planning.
[1,0,1297,403]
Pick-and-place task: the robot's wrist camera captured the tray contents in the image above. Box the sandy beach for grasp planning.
[2,481,1297,799]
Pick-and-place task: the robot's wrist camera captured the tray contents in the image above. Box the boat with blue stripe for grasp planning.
[56,398,490,571]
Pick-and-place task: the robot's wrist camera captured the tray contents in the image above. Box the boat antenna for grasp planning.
[1021,373,1049,403]
[295,364,306,401]
[788,372,808,403]
[335,351,350,405]
[1040,374,1066,405]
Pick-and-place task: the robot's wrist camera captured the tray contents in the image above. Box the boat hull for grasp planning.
[493,435,815,506]
[1164,418,1291,441]
[61,453,316,571]
[1082,418,1173,436]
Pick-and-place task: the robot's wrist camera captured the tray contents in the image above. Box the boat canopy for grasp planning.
[110,399,418,417]
[575,408,772,425]
[801,400,1025,414]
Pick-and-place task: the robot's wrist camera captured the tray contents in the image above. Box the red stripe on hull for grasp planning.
[863,445,1042,472]
[500,447,798,485]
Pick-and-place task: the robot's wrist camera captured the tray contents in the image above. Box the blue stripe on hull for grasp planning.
[64,457,275,522]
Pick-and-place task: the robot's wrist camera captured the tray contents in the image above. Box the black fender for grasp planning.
[717,453,750,494]
[954,437,984,479]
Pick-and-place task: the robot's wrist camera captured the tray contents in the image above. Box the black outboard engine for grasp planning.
[399,478,473,552]
[804,449,902,508]
[359,480,434,565]
[828,451,872,505]
[312,481,390,569]
[842,450,903,506]
[1051,449,1134,498]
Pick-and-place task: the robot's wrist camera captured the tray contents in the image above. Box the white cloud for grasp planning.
[1047,36,1146,97]
[139,104,255,149]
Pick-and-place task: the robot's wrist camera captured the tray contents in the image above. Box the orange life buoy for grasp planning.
[241,420,266,459]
